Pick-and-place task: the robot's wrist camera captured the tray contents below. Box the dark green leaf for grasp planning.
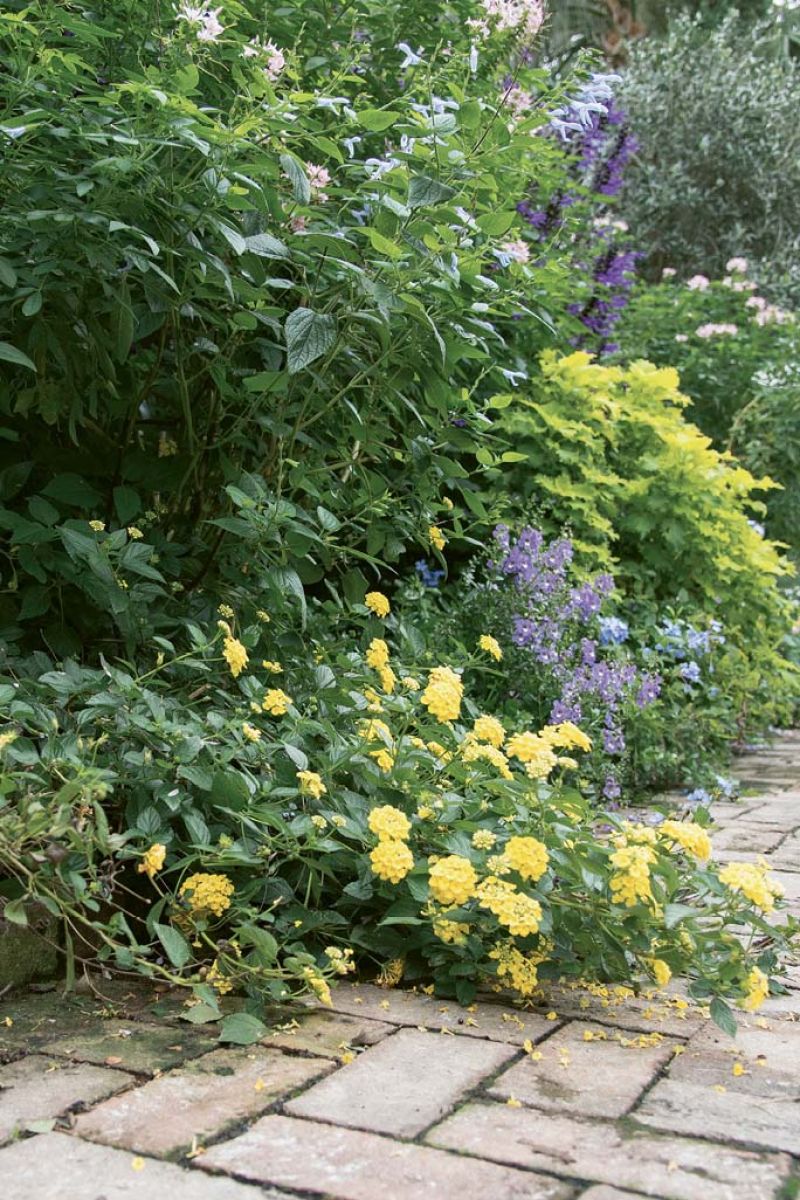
[285,307,337,374]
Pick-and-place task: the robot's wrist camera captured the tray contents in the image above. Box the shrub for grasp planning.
[1,606,791,1030]
[0,0,579,657]
[615,266,800,555]
[484,352,797,747]
[619,14,800,297]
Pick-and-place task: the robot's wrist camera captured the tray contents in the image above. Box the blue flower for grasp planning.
[686,788,711,806]
[415,560,444,588]
[678,661,701,685]
[598,616,629,646]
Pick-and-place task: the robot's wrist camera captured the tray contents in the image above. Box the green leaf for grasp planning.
[3,898,28,926]
[0,258,17,289]
[180,1002,221,1025]
[0,341,36,372]
[285,307,337,374]
[237,924,279,964]
[408,175,456,209]
[357,108,403,132]
[476,211,517,236]
[245,233,290,259]
[360,228,404,260]
[113,486,141,524]
[709,997,738,1037]
[280,153,311,204]
[219,1012,267,1045]
[154,922,191,969]
[664,902,700,929]
[210,770,251,812]
[22,292,42,317]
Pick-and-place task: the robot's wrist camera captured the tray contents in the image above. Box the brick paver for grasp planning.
[285,1025,516,1135]
[427,1101,792,1200]
[73,1045,331,1155]
[198,1112,572,1199]
[487,1019,679,1117]
[0,1055,135,1144]
[0,1131,279,1199]
[1,732,799,1199]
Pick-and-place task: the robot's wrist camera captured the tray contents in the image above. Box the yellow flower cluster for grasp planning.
[370,840,414,883]
[222,632,249,678]
[429,855,477,906]
[609,844,656,907]
[179,872,235,917]
[401,675,420,691]
[472,714,505,748]
[325,946,356,975]
[358,717,391,743]
[477,877,542,937]
[242,723,261,742]
[297,770,326,799]
[303,965,332,1006]
[206,958,233,995]
[740,965,769,1012]
[505,836,549,883]
[472,829,497,851]
[660,819,712,862]
[718,860,783,912]
[648,958,672,988]
[365,591,390,618]
[371,749,395,772]
[262,659,282,673]
[429,525,446,551]
[461,739,512,779]
[478,634,503,661]
[542,721,592,753]
[368,804,411,841]
[263,688,292,715]
[366,638,389,669]
[505,731,558,779]
[489,941,541,997]
[433,916,471,945]
[137,843,166,879]
[420,665,463,723]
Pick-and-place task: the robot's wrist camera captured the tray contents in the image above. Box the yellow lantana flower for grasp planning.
[420,665,463,723]
[428,525,446,551]
[137,843,166,879]
[478,634,503,661]
[179,872,234,917]
[368,804,411,842]
[263,688,292,716]
[297,770,326,799]
[365,591,390,618]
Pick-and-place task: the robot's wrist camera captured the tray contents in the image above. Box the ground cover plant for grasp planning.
[0,0,797,1035]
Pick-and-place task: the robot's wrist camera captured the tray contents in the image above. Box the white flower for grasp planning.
[726,256,748,273]
[686,274,710,291]
[397,42,424,69]
[696,322,738,338]
[176,3,224,43]
[500,239,530,264]
[662,267,677,279]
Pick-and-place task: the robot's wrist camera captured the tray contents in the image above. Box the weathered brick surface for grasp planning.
[0,1131,281,1199]
[285,1025,515,1136]
[199,1112,573,1200]
[40,1020,217,1075]
[263,1008,393,1057]
[770,833,800,872]
[0,1055,135,1144]
[634,1076,800,1153]
[668,1015,800,1098]
[427,1101,791,1200]
[74,1046,331,1155]
[325,982,555,1044]
[712,824,787,854]
[577,1189,647,1200]
[535,984,706,1038]
[488,1020,677,1118]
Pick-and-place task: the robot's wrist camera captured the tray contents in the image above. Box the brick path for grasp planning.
[2,734,800,1199]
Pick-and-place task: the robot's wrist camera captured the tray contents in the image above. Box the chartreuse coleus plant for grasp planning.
[1,592,793,1040]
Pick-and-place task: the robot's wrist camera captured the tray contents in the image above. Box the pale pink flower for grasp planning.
[746,295,767,310]
[696,322,738,338]
[500,239,530,265]
[662,267,677,279]
[726,256,748,273]
[675,333,688,342]
[505,85,533,122]
[482,0,546,37]
[176,4,224,42]
[242,36,285,81]
[686,274,710,291]
[306,163,331,202]
[290,215,307,233]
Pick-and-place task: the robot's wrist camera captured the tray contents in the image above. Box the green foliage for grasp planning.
[619,14,800,296]
[485,352,796,746]
[1,607,791,1022]
[616,271,800,556]
[0,0,579,656]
